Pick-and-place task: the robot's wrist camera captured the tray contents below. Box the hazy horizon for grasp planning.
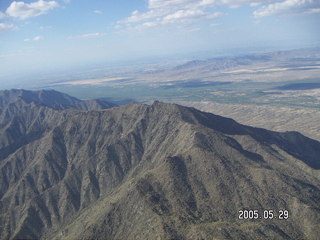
[1,0,320,88]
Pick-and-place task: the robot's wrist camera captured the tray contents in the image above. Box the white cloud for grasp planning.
[119,0,227,30]
[68,32,106,40]
[148,0,195,9]
[6,0,59,20]
[24,35,44,41]
[163,9,205,22]
[141,21,159,28]
[0,23,14,32]
[254,0,320,18]
[93,10,103,14]
[124,9,167,23]
[161,9,222,24]
[147,0,261,9]
[119,0,319,30]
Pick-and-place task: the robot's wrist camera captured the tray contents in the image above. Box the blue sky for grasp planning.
[0,0,319,84]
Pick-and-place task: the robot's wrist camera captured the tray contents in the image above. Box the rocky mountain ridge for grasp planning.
[0,89,319,240]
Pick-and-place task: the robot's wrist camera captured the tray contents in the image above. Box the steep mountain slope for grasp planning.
[0,89,116,111]
[0,90,319,240]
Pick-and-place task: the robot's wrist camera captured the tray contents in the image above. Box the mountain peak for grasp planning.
[0,89,319,240]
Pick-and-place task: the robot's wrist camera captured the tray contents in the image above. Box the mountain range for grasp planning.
[0,89,319,240]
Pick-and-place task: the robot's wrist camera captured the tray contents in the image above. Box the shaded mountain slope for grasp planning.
[0,89,116,111]
[0,91,319,240]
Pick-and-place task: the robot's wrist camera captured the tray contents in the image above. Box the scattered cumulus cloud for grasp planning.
[254,0,320,18]
[147,0,194,9]
[0,23,14,32]
[147,0,261,9]
[119,0,319,30]
[125,9,166,23]
[24,35,44,41]
[119,0,225,30]
[163,9,206,23]
[6,0,59,20]
[162,9,223,24]
[141,21,158,28]
[68,32,106,40]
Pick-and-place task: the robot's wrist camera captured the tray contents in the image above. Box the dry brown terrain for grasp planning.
[177,101,320,141]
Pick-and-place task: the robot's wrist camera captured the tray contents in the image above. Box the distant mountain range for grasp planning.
[0,89,319,240]
[173,48,320,71]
